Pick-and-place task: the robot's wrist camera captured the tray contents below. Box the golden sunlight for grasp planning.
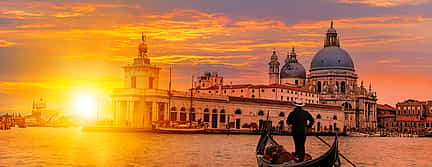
[73,94,97,118]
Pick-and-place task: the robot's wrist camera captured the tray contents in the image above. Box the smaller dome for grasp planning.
[280,48,306,78]
[280,63,306,78]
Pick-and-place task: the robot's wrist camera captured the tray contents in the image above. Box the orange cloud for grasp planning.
[337,0,431,7]
[0,10,42,19]
[233,20,290,30]
[16,24,55,29]
[0,40,16,47]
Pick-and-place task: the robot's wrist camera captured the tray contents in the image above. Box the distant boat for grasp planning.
[347,132,369,137]
[419,131,432,137]
[154,126,206,134]
[256,120,340,167]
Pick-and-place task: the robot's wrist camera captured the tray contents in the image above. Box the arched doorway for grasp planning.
[203,108,210,122]
[220,109,226,123]
[180,107,186,121]
[211,109,218,128]
[235,109,242,129]
[190,108,196,121]
[170,106,177,121]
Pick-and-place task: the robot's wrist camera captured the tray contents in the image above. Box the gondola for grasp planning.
[256,120,340,167]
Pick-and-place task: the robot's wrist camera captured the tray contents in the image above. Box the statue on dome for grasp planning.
[138,32,148,57]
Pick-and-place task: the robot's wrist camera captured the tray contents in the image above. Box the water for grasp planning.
[0,128,431,167]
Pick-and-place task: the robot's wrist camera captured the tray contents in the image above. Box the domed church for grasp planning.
[268,21,377,130]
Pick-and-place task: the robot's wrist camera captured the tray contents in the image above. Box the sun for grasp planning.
[73,94,97,118]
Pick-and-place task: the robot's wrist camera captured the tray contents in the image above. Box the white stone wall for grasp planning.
[196,87,319,104]
[112,89,344,132]
[280,78,305,87]
[123,65,160,89]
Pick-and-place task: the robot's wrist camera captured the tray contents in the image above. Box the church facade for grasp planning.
[194,22,378,130]
[110,26,350,132]
[264,22,378,130]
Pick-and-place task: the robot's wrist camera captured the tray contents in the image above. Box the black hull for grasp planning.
[256,121,340,167]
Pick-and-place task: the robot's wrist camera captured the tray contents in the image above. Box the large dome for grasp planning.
[280,63,306,78]
[310,47,354,71]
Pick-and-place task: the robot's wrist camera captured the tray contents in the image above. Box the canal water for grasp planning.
[0,127,431,167]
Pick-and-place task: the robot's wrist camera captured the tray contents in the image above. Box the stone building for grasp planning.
[394,99,432,130]
[377,104,396,129]
[306,21,378,130]
[110,33,345,132]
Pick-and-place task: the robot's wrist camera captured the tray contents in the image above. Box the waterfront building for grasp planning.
[25,98,61,126]
[394,99,432,130]
[111,33,345,132]
[377,104,396,129]
[193,72,319,104]
[25,98,47,126]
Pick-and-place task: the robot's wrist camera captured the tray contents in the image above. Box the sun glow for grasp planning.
[73,94,97,118]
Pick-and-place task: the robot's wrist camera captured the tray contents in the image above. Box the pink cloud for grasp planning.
[337,0,431,7]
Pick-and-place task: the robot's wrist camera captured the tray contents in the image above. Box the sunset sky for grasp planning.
[1,0,431,115]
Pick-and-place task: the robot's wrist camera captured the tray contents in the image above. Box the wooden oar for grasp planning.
[315,135,357,167]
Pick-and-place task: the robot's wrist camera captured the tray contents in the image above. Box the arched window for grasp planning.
[317,81,322,93]
[180,107,186,121]
[190,108,196,121]
[204,108,210,122]
[212,109,218,113]
[170,106,177,121]
[341,81,346,93]
[316,114,322,119]
[235,109,242,115]
[336,81,339,92]
[279,112,285,117]
[220,109,226,123]
[333,115,337,120]
[342,102,352,110]
[258,110,264,116]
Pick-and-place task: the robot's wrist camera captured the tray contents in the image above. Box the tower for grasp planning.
[324,20,340,47]
[123,33,161,89]
[268,50,280,84]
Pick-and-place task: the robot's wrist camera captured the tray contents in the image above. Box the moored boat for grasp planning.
[419,130,432,137]
[256,121,340,167]
[154,126,206,134]
[347,132,369,137]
